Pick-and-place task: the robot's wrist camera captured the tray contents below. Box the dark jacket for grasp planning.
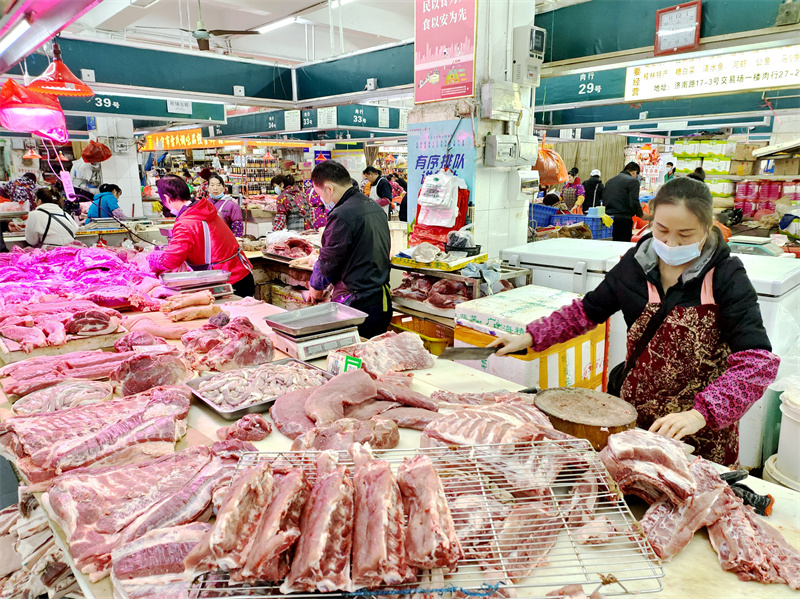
[310,187,390,303]
[583,176,604,209]
[582,232,771,354]
[603,171,642,219]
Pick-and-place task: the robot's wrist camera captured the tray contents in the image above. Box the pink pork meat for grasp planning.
[304,369,378,424]
[114,331,167,352]
[217,414,273,442]
[334,331,435,376]
[291,417,400,452]
[110,352,192,396]
[270,387,318,440]
[281,451,355,594]
[397,454,462,572]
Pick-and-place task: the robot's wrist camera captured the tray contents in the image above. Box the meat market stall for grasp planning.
[0,255,797,598]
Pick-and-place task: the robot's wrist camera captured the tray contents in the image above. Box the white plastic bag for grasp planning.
[419,169,459,208]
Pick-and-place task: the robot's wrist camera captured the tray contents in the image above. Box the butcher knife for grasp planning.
[437,346,528,361]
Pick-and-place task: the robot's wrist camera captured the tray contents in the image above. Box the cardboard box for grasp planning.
[734,142,768,162]
[729,160,756,176]
[774,157,800,176]
[705,158,731,175]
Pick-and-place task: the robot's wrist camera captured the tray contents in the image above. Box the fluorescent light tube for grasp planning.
[0,18,31,56]
[256,17,297,34]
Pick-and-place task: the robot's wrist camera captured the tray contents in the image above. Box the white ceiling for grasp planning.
[66,0,414,64]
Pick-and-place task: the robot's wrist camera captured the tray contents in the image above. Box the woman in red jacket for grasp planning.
[148,175,254,297]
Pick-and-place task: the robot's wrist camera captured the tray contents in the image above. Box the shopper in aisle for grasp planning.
[207,173,243,237]
[0,172,38,211]
[390,173,407,192]
[560,170,586,210]
[490,177,778,466]
[583,169,604,210]
[272,174,313,231]
[25,189,78,248]
[664,162,676,183]
[86,184,126,221]
[603,162,643,241]
[363,166,392,217]
[308,160,391,338]
[148,175,254,297]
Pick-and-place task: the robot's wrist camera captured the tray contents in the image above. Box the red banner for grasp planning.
[414,0,477,104]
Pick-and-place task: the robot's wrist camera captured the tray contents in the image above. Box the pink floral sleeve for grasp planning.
[694,349,780,430]
[525,299,598,352]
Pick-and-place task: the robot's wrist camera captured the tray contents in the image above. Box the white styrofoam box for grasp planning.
[245,221,273,237]
[455,284,581,336]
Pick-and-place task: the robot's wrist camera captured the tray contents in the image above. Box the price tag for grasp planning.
[318,106,337,128]
[284,110,301,132]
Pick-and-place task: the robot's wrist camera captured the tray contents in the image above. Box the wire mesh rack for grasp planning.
[190,440,664,599]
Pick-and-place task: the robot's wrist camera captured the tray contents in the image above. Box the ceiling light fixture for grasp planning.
[0,16,32,56]
[23,147,42,160]
[27,41,94,97]
[0,79,68,144]
[256,17,298,34]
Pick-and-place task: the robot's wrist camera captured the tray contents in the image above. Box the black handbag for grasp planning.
[607,302,668,397]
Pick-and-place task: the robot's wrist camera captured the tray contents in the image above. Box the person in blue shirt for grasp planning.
[87,184,126,221]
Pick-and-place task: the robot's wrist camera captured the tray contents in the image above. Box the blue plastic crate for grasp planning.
[529,203,558,228]
[551,214,613,239]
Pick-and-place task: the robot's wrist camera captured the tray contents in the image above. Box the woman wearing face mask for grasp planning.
[148,176,254,297]
[489,177,779,466]
[207,173,243,237]
[272,174,312,231]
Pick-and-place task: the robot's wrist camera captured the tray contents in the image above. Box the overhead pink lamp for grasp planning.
[27,42,94,97]
[0,79,68,143]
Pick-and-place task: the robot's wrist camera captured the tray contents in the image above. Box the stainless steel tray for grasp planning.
[160,271,230,289]
[264,303,367,337]
[185,358,332,421]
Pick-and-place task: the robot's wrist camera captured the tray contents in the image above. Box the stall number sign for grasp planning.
[577,72,602,96]
[93,97,120,109]
[167,99,193,114]
[302,110,317,128]
[625,44,800,101]
[352,108,369,125]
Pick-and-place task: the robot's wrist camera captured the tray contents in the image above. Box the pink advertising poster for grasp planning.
[414,0,477,104]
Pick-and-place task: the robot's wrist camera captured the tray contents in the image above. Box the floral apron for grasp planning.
[621,268,736,465]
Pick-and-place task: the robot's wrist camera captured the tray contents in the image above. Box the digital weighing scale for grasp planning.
[271,326,362,361]
[728,235,788,258]
[265,303,367,360]
[160,271,234,298]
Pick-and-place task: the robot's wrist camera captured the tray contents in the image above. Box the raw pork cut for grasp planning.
[344,399,401,420]
[281,451,354,593]
[160,290,214,313]
[217,414,272,442]
[305,369,377,424]
[350,443,415,588]
[392,273,435,302]
[427,279,470,310]
[0,386,190,483]
[167,304,221,322]
[375,380,438,411]
[185,463,275,572]
[240,466,308,582]
[110,352,191,396]
[65,309,118,335]
[42,440,252,582]
[0,350,136,397]
[380,407,443,430]
[123,315,190,340]
[599,429,696,504]
[397,454,462,571]
[114,331,167,352]
[181,324,227,353]
[331,331,435,376]
[110,522,209,599]
[194,317,274,372]
[291,417,400,451]
[0,325,45,352]
[11,379,112,415]
[270,387,317,439]
[547,585,608,599]
[574,516,617,545]
[267,238,314,259]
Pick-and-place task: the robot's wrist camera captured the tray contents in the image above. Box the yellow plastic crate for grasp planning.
[391,315,454,356]
[390,253,487,271]
[454,323,607,391]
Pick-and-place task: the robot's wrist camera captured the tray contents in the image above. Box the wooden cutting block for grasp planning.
[535,387,637,450]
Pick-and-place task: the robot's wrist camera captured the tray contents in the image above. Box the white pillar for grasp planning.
[408,0,537,259]
[95,117,143,218]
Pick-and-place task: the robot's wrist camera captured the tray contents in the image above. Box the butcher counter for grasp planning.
[0,304,798,599]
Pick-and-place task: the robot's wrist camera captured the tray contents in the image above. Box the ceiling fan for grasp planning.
[135,0,259,51]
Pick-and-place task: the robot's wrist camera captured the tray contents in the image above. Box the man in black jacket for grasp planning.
[309,160,391,338]
[583,169,604,210]
[604,161,642,241]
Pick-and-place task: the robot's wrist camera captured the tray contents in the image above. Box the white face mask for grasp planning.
[653,235,706,266]
[274,186,281,194]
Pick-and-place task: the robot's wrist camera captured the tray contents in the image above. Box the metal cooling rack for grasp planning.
[190,441,664,598]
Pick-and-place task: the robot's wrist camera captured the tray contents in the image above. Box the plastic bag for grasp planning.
[534,148,568,186]
[419,169,459,208]
[0,79,67,143]
[570,204,584,215]
[82,140,112,163]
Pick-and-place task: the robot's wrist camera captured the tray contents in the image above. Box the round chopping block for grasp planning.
[534,387,637,450]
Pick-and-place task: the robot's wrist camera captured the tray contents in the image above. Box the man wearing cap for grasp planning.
[583,169,604,210]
